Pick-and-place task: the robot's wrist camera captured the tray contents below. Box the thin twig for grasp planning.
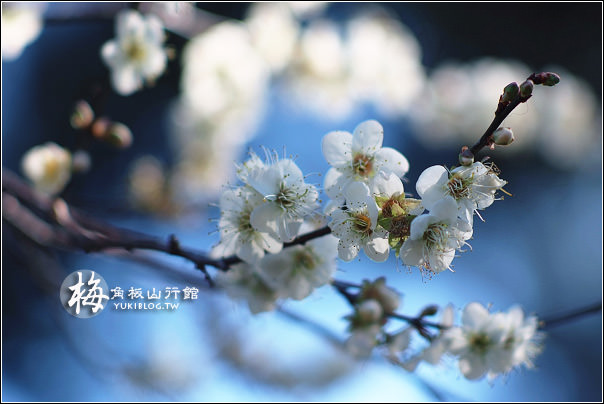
[539,303,602,330]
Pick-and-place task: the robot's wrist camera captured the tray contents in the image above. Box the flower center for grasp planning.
[423,223,448,249]
[293,248,318,271]
[276,183,297,209]
[352,153,374,178]
[352,213,373,236]
[389,215,413,240]
[447,174,471,200]
[469,332,492,355]
[237,207,254,233]
[43,158,62,181]
[124,39,147,62]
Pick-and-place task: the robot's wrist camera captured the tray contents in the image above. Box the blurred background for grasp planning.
[2,2,602,401]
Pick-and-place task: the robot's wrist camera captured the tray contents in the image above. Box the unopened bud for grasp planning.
[420,305,439,317]
[106,122,133,149]
[458,147,474,166]
[70,100,94,129]
[71,150,91,173]
[492,127,514,146]
[501,82,519,103]
[530,72,561,86]
[357,299,383,323]
[543,72,560,86]
[91,117,112,139]
[519,80,534,98]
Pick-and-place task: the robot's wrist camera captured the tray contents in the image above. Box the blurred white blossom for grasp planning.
[180,21,269,130]
[101,9,168,95]
[215,263,279,314]
[445,302,542,381]
[283,10,425,120]
[257,233,338,300]
[21,142,72,195]
[245,3,300,73]
[1,3,44,61]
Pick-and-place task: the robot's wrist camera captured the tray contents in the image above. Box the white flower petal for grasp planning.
[322,130,353,168]
[399,239,425,267]
[416,165,448,197]
[374,147,409,177]
[250,202,281,238]
[364,237,390,262]
[324,167,348,201]
[344,181,371,210]
[338,239,360,261]
[111,65,143,96]
[459,356,488,380]
[427,248,455,273]
[431,195,459,223]
[247,165,281,196]
[352,119,383,154]
[371,170,404,197]
[236,237,265,264]
[140,45,167,79]
[276,158,304,184]
[409,214,435,240]
[463,302,491,329]
[276,217,302,242]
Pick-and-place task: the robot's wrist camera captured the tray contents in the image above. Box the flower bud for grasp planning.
[530,72,561,86]
[106,122,133,149]
[519,80,534,98]
[357,299,383,323]
[70,100,95,129]
[458,147,474,166]
[541,72,560,86]
[501,82,519,103]
[420,305,439,317]
[91,117,112,139]
[492,127,514,146]
[72,150,91,173]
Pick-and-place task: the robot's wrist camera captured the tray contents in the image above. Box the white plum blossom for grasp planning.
[399,195,472,274]
[21,142,72,195]
[1,3,43,61]
[322,120,409,204]
[445,302,542,380]
[214,186,283,264]
[239,152,319,242]
[101,9,168,96]
[257,234,338,300]
[245,3,300,73]
[416,162,507,224]
[328,182,390,262]
[215,263,278,314]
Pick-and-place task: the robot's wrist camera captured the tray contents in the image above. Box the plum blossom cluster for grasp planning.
[323,120,507,274]
[385,301,542,381]
[213,151,340,312]
[339,278,542,381]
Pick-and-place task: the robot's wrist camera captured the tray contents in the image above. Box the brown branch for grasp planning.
[463,72,559,160]
[2,170,333,282]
